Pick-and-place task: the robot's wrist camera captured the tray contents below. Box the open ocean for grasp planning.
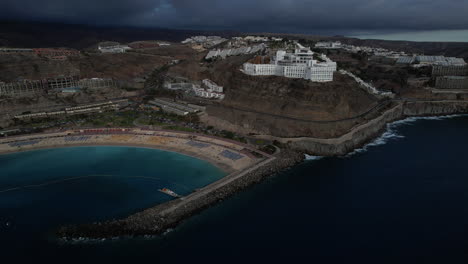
[2,116,468,263]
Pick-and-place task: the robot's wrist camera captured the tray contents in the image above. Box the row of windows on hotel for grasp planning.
[244,64,335,81]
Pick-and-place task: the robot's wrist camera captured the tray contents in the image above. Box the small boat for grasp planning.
[158,188,181,198]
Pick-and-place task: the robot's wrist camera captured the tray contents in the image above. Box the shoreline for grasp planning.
[0,143,235,173]
[345,113,468,156]
[255,100,468,156]
[0,129,264,173]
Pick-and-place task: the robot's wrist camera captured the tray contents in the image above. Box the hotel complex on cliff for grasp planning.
[242,44,337,82]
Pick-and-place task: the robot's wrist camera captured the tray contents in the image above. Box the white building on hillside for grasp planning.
[242,44,337,82]
[315,41,342,49]
[205,43,266,60]
[193,79,225,99]
[181,36,227,47]
[396,55,466,66]
[98,45,131,53]
[244,36,269,42]
[271,37,283,42]
[202,79,223,93]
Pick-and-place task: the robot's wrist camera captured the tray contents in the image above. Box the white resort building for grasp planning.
[98,45,131,53]
[315,41,342,49]
[193,79,225,99]
[242,44,337,82]
[163,79,225,100]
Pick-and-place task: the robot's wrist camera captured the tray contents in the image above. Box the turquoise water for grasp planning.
[350,29,468,42]
[0,146,226,260]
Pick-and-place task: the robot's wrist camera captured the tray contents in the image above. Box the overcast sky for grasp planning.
[2,0,468,33]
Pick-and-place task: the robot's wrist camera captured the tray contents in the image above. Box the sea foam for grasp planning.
[304,154,323,161]
[347,114,467,156]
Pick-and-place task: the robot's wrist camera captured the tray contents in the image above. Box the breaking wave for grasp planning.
[347,114,467,156]
[304,154,323,161]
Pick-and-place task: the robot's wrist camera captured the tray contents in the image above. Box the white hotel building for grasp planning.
[315,41,342,49]
[98,45,131,53]
[192,79,225,99]
[242,45,337,82]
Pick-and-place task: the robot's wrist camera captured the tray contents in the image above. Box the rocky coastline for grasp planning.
[264,100,468,156]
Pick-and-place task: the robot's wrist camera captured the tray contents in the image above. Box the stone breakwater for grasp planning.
[57,150,304,240]
[265,100,468,156]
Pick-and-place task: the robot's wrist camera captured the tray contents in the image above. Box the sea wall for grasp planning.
[274,100,468,156]
[403,100,468,116]
[282,103,404,155]
[57,150,304,239]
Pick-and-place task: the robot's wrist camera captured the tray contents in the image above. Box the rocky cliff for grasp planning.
[263,101,468,156]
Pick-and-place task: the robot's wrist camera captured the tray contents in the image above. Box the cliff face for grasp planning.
[403,101,468,116]
[268,101,468,156]
[205,101,388,138]
[222,72,376,120]
[285,104,404,155]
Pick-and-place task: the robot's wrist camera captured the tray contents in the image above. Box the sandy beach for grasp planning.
[0,128,265,173]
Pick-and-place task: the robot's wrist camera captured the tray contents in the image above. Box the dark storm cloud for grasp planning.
[2,0,468,31]
[1,0,163,25]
